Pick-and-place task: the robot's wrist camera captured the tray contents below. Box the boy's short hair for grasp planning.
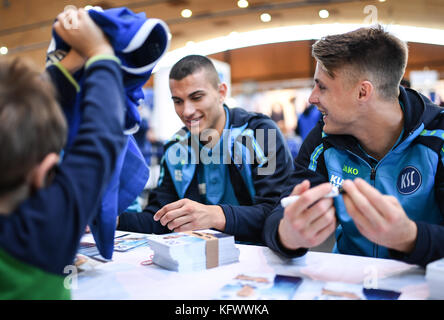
[0,58,67,195]
[312,25,408,101]
[400,78,411,88]
[169,55,220,89]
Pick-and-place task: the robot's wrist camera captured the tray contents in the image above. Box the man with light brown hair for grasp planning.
[263,25,444,267]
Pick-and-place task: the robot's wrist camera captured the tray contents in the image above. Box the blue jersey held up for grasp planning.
[46,7,170,259]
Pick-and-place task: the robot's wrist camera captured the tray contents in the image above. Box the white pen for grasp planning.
[280,185,345,208]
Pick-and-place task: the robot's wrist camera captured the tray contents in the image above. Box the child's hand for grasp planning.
[60,49,87,74]
[54,8,113,58]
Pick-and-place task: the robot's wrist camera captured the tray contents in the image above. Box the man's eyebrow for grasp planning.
[188,90,205,97]
[314,78,325,86]
[171,90,205,100]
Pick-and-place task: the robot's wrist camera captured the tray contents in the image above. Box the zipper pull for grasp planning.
[370,167,376,181]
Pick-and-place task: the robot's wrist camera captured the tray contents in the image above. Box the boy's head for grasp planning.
[312,24,408,101]
[169,54,220,89]
[169,55,227,136]
[0,58,67,204]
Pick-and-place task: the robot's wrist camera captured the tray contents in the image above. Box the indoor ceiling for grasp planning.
[0,0,443,68]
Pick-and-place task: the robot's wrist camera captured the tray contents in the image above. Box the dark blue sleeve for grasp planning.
[0,59,126,275]
[388,222,444,267]
[220,118,295,244]
[117,156,177,234]
[46,64,78,112]
[262,123,328,257]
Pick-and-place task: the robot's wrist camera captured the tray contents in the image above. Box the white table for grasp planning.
[72,232,429,300]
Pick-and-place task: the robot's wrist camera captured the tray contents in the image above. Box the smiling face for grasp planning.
[170,69,227,137]
[308,62,361,135]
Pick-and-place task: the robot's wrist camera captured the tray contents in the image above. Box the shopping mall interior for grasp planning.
[1,0,443,253]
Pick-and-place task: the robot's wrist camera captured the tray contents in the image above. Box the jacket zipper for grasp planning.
[370,166,378,258]
[370,167,376,181]
[339,127,414,259]
[344,150,379,258]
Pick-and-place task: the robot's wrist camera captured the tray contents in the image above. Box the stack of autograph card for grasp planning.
[426,258,444,299]
[147,229,239,272]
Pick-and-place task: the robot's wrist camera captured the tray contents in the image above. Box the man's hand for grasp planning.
[153,199,226,232]
[342,178,417,253]
[278,180,337,250]
[54,8,113,58]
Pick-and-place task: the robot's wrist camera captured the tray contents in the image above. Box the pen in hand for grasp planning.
[280,185,345,208]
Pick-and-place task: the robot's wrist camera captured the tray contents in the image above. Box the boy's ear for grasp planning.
[357,80,374,102]
[218,82,228,104]
[29,153,60,190]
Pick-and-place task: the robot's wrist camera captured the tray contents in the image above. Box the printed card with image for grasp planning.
[113,234,150,252]
[215,273,303,300]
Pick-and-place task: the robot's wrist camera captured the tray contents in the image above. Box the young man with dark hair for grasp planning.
[118,55,294,244]
[263,25,444,267]
[0,8,126,298]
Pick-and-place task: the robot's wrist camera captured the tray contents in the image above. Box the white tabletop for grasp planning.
[71,232,429,300]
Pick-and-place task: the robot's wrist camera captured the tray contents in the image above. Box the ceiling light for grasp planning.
[154,24,444,73]
[260,13,271,23]
[378,0,386,2]
[237,0,249,8]
[181,9,192,18]
[319,9,329,19]
[0,46,8,55]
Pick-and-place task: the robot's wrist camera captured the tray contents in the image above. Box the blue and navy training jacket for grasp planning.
[118,106,295,243]
[263,86,444,267]
[0,58,126,299]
